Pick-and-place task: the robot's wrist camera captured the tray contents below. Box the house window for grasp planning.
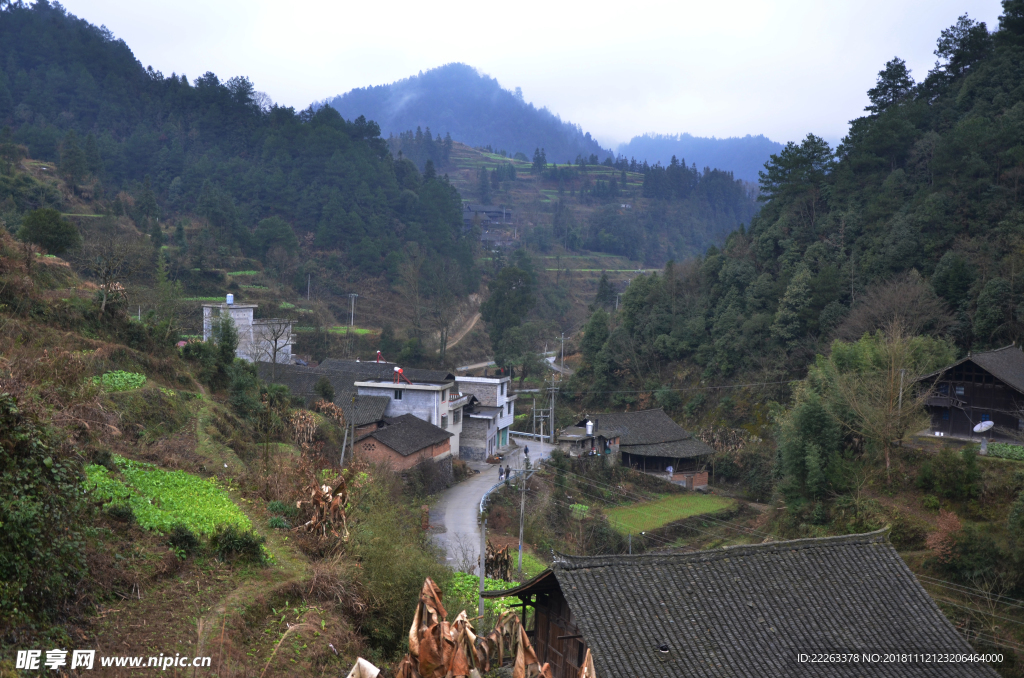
[981,413,991,422]
[942,409,950,420]
[507,403,512,415]
[441,414,448,429]
[938,383,949,395]
[501,383,505,396]
[955,385,965,396]
[453,409,461,425]
[1018,418,1024,430]
[394,390,403,400]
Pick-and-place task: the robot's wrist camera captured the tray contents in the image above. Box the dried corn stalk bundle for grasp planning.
[313,400,346,426]
[577,648,597,678]
[395,578,553,678]
[290,410,318,446]
[294,473,349,540]
[485,540,514,582]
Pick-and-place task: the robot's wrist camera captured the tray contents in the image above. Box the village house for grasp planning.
[454,374,516,460]
[918,345,1024,440]
[352,413,453,471]
[202,296,294,364]
[559,408,714,489]
[483,530,997,678]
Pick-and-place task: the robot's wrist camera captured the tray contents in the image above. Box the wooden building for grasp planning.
[484,530,998,677]
[918,345,1024,439]
[559,409,714,485]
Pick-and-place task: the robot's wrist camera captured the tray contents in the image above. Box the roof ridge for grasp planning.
[553,528,890,570]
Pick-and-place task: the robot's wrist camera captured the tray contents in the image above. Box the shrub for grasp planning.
[314,376,335,403]
[922,495,940,512]
[268,516,290,529]
[350,469,449,656]
[105,503,135,523]
[987,443,1024,461]
[917,447,980,500]
[210,525,266,563]
[0,394,87,635]
[267,500,298,518]
[167,524,201,555]
[17,207,81,255]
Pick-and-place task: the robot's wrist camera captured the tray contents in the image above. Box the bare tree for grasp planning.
[251,318,295,380]
[74,218,145,314]
[425,259,463,364]
[399,249,425,336]
[822,320,937,483]
[834,271,952,341]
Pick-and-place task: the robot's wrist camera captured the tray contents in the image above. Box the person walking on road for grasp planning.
[498,466,504,481]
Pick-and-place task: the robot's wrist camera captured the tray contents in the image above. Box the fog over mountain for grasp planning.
[321,63,612,164]
[618,133,784,183]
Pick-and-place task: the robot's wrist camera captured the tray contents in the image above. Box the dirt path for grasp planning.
[445,312,481,351]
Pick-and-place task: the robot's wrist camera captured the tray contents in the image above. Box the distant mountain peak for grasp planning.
[321,64,611,164]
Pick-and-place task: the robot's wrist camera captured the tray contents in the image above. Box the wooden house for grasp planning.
[918,345,1024,440]
[483,530,997,677]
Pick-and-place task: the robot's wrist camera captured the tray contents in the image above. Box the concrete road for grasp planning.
[431,436,553,571]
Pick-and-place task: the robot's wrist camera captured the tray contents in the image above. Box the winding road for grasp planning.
[431,436,554,571]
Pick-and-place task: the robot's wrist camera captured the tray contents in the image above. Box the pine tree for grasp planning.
[770,267,812,344]
[83,132,101,176]
[865,57,915,113]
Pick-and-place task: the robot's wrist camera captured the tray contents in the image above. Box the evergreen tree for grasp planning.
[770,267,812,344]
[477,166,491,204]
[594,271,615,307]
[83,132,101,176]
[865,57,915,113]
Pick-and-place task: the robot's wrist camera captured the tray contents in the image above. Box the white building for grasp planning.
[201,296,294,364]
[354,372,470,459]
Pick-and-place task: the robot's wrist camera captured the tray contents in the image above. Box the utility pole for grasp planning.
[518,468,526,572]
[479,519,487,620]
[628,533,632,555]
[307,274,310,300]
[348,293,359,327]
[559,332,565,373]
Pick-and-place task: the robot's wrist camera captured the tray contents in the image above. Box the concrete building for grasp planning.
[354,370,470,459]
[455,375,517,461]
[202,297,294,364]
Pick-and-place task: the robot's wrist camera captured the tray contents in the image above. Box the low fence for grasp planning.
[509,430,551,442]
[479,468,535,514]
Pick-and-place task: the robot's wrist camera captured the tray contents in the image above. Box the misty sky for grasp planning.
[61,0,1004,149]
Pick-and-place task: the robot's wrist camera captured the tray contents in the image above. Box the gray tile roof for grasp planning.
[256,363,389,425]
[319,358,454,383]
[577,408,714,458]
[919,345,1024,394]
[547,530,996,677]
[338,393,390,426]
[360,413,452,457]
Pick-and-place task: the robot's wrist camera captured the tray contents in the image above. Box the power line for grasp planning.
[918,575,1024,611]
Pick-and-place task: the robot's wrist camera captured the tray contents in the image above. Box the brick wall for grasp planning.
[355,438,451,471]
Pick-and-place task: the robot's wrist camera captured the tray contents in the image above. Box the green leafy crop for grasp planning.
[84,455,253,536]
[92,371,146,392]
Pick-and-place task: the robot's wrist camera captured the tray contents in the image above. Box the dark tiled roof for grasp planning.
[362,413,452,457]
[546,530,995,677]
[919,345,1024,394]
[576,408,714,458]
[319,358,454,384]
[338,394,390,426]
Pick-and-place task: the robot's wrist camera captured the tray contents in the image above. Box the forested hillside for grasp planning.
[617,133,784,183]
[572,8,1024,410]
[0,2,475,293]
[322,63,612,166]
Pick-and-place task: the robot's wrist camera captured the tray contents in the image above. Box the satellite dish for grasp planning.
[974,421,995,433]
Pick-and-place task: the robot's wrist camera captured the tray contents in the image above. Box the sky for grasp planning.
[60,0,1005,149]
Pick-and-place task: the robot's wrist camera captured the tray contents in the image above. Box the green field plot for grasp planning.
[292,325,375,335]
[605,494,735,534]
